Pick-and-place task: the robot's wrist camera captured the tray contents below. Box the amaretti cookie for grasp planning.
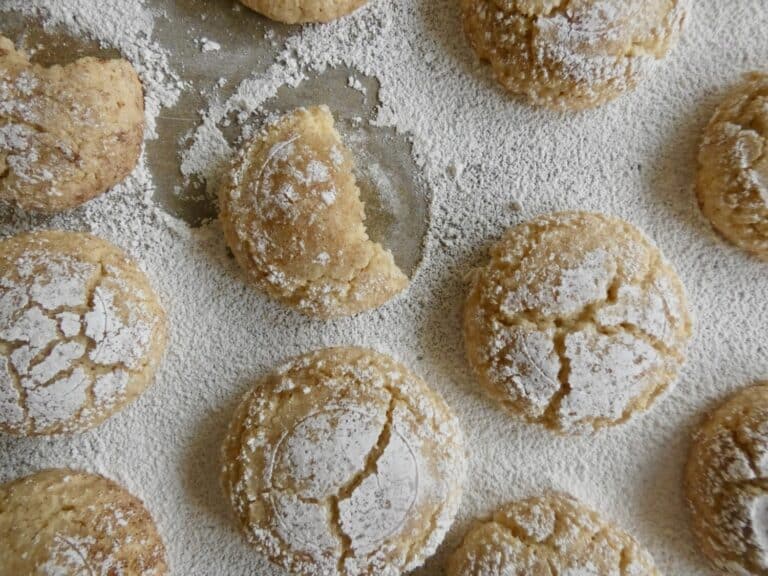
[0,468,167,576]
[221,347,466,575]
[219,106,408,318]
[461,0,688,110]
[464,211,692,434]
[697,72,768,260]
[0,36,144,212]
[446,493,660,575]
[686,382,768,575]
[239,0,368,24]
[0,230,167,436]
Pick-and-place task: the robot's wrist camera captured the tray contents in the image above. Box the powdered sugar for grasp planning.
[0,1,767,576]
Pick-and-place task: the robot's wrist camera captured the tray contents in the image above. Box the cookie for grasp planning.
[0,230,167,436]
[461,0,688,110]
[446,493,660,575]
[221,346,466,575]
[0,468,167,576]
[686,382,768,575]
[0,35,144,212]
[239,0,368,24]
[464,211,692,433]
[219,106,408,318]
[697,72,768,260]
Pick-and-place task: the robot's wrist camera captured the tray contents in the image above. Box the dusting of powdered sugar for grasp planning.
[0,2,767,576]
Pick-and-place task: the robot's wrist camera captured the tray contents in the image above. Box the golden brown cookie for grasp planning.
[446,493,660,575]
[0,36,144,212]
[0,468,167,576]
[221,347,466,575]
[686,382,768,575]
[461,0,689,110]
[0,230,167,436]
[697,73,768,260]
[219,106,408,318]
[239,0,368,23]
[464,211,692,433]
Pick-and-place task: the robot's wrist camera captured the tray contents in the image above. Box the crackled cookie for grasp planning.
[0,230,167,436]
[698,73,768,260]
[461,0,688,110]
[0,468,167,575]
[686,382,768,575]
[464,211,692,434]
[0,36,144,212]
[219,106,408,318]
[221,347,466,575]
[446,493,660,575]
[239,0,367,23]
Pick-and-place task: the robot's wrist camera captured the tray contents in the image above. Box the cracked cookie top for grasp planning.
[221,347,466,576]
[0,468,167,575]
[464,211,692,434]
[239,0,368,24]
[0,36,144,213]
[697,72,768,260]
[446,493,660,575]
[0,230,167,436]
[460,0,688,110]
[686,382,768,575]
[219,106,408,319]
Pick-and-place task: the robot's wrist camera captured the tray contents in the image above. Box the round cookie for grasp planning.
[464,211,692,434]
[221,346,466,575]
[686,382,768,575]
[219,106,408,319]
[239,0,368,24]
[0,468,167,575]
[697,73,768,260]
[0,36,144,213]
[0,230,167,436]
[446,493,660,575]
[461,0,689,111]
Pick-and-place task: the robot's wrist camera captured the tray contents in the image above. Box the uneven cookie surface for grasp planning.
[698,72,768,260]
[219,106,408,318]
[239,0,368,23]
[0,230,167,435]
[221,347,466,575]
[0,35,144,212]
[0,468,167,576]
[446,493,660,575]
[686,382,768,575]
[461,0,688,110]
[464,211,692,433]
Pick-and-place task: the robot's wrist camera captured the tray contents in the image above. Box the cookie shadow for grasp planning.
[179,380,250,527]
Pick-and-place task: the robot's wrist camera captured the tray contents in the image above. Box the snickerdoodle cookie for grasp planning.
[239,0,367,23]
[464,211,692,433]
[686,382,768,575]
[0,36,144,212]
[219,106,408,318]
[0,468,167,575]
[698,73,768,260]
[446,493,660,575]
[461,0,689,110]
[0,230,167,436]
[221,346,466,575]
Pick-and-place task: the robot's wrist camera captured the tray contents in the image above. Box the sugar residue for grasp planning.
[0,1,767,576]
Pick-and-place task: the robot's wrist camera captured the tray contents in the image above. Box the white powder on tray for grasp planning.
[1,1,768,576]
